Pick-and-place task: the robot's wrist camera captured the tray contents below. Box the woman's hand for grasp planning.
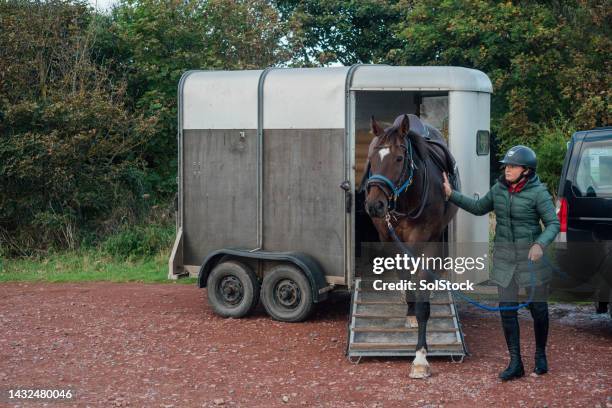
[528,243,544,262]
[442,172,452,201]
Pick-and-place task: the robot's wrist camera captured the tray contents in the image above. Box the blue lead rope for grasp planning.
[451,256,562,311]
[452,265,536,311]
[385,221,560,312]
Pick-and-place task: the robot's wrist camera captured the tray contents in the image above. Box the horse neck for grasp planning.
[396,151,428,215]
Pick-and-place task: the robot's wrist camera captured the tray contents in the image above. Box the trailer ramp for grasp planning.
[347,277,467,360]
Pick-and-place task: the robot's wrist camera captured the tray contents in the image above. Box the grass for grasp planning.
[0,220,196,284]
[0,249,196,284]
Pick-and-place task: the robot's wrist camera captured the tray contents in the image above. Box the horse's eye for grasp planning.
[396,156,403,162]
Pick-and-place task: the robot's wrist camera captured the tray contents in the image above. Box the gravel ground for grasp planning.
[1,282,611,407]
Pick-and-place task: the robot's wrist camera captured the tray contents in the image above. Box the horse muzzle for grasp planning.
[365,198,388,219]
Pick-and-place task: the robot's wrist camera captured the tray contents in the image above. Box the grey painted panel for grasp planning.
[263,67,349,129]
[263,129,345,277]
[448,91,491,283]
[182,70,262,129]
[183,129,257,265]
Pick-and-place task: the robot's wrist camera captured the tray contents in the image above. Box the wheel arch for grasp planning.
[197,248,330,303]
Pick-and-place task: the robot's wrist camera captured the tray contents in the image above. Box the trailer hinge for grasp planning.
[345,193,352,213]
[339,180,352,213]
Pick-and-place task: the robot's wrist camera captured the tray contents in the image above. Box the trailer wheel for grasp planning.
[206,261,260,318]
[261,264,314,322]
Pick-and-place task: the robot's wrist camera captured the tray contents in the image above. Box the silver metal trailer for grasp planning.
[169,65,493,356]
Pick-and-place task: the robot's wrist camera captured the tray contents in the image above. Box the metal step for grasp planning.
[350,343,464,352]
[355,300,451,305]
[353,327,458,333]
[347,278,467,359]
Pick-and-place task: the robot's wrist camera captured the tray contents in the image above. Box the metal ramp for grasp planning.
[347,277,467,360]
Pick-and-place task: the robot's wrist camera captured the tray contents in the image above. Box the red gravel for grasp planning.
[1,282,611,407]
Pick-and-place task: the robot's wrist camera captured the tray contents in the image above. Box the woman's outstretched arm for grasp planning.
[443,172,494,216]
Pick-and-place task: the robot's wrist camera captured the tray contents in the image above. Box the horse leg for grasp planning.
[410,283,431,378]
[410,244,436,379]
[405,294,417,328]
[403,241,423,328]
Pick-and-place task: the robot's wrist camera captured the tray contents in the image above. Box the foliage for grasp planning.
[94,0,291,196]
[101,221,175,258]
[281,0,610,187]
[0,244,195,283]
[0,0,158,255]
[1,0,610,257]
[389,0,610,165]
[0,0,290,254]
[274,0,403,66]
[533,116,576,196]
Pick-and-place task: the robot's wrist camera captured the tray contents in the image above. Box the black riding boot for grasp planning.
[499,307,525,381]
[530,302,549,375]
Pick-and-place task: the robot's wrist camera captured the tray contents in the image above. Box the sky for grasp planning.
[89,0,117,12]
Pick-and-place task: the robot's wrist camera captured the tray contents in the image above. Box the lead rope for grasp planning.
[406,159,429,219]
[385,216,539,312]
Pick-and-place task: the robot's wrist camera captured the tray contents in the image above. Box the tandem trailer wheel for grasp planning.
[261,264,315,322]
[206,260,260,318]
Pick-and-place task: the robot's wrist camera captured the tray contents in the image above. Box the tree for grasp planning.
[389,0,610,185]
[94,0,291,196]
[0,0,157,254]
[279,0,610,187]
[274,0,404,66]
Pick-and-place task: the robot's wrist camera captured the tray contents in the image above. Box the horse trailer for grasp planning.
[169,65,493,358]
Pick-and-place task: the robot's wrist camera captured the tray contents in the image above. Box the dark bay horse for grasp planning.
[362,113,459,378]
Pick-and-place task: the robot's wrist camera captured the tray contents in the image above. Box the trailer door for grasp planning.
[261,68,350,283]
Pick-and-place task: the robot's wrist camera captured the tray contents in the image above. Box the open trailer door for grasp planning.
[345,65,492,359]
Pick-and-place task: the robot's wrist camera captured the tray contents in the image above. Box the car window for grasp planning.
[575,138,612,197]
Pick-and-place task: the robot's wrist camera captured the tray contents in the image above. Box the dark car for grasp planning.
[553,126,612,314]
[554,126,612,315]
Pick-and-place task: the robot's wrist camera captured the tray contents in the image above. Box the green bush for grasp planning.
[0,0,291,256]
[0,0,158,255]
[102,222,175,258]
[533,116,576,197]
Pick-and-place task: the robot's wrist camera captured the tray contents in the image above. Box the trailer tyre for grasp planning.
[261,264,314,322]
[206,261,260,318]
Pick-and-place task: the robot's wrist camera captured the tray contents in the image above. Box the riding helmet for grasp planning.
[499,145,537,170]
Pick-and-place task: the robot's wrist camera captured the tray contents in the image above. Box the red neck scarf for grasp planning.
[508,176,528,193]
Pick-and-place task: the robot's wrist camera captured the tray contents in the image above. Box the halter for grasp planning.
[365,139,416,209]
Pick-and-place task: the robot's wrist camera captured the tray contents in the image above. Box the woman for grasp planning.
[442,145,560,381]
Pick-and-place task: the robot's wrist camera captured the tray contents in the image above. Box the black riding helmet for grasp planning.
[499,145,537,170]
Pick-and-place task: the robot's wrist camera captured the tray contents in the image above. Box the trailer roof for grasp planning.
[350,65,492,93]
[180,65,492,130]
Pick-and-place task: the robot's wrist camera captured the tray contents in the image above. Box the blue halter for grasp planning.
[366,140,415,204]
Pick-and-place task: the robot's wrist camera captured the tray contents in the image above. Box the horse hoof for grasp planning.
[409,363,431,379]
[405,316,418,328]
[409,348,431,379]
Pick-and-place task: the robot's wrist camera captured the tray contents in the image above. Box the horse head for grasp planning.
[364,114,428,219]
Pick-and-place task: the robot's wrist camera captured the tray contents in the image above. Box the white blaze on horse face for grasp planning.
[378,147,391,162]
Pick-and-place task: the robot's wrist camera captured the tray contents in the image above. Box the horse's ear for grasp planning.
[370,116,383,137]
[399,114,410,136]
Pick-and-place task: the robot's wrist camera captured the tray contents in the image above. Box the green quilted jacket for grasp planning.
[449,174,560,288]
